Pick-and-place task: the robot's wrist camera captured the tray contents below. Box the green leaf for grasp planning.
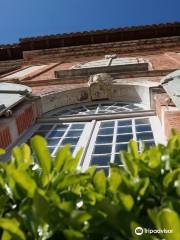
[54,144,71,173]
[148,208,158,226]
[30,135,51,174]
[118,192,134,211]
[12,146,23,167]
[63,228,84,240]
[2,230,11,240]
[0,148,5,156]
[93,170,106,194]
[139,178,150,196]
[7,166,37,198]
[147,148,161,169]
[33,189,50,221]
[86,190,97,205]
[63,148,83,173]
[0,175,5,188]
[163,169,180,188]
[157,208,180,240]
[71,210,92,224]
[0,218,26,240]
[85,165,96,176]
[121,151,138,177]
[20,144,33,165]
[11,144,33,171]
[176,173,180,196]
[31,135,52,186]
[59,201,74,213]
[109,166,122,193]
[128,140,139,159]
[57,173,90,190]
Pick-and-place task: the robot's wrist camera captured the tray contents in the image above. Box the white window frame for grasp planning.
[80,116,165,171]
[10,102,166,173]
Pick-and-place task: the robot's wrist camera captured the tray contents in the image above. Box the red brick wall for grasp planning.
[16,105,35,135]
[0,103,37,150]
[19,52,180,86]
[164,110,180,137]
[154,94,180,138]
[0,126,11,148]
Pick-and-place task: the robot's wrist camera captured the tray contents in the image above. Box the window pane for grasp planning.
[38,125,53,131]
[47,138,61,146]
[137,132,154,141]
[48,146,55,154]
[66,130,82,137]
[61,138,79,145]
[115,143,128,152]
[98,128,114,135]
[117,126,132,134]
[139,140,155,147]
[91,155,111,166]
[100,121,115,128]
[70,124,85,130]
[114,154,122,165]
[54,125,68,130]
[48,131,65,138]
[135,118,149,125]
[136,125,152,132]
[118,120,132,126]
[116,134,133,143]
[96,136,113,144]
[56,110,71,116]
[93,145,112,154]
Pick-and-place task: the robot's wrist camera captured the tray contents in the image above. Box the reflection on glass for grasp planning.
[93,145,112,154]
[137,132,154,141]
[96,136,113,144]
[118,120,132,126]
[116,134,133,143]
[91,155,111,166]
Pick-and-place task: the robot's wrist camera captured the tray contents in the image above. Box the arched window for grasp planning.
[45,102,145,117]
[22,100,165,175]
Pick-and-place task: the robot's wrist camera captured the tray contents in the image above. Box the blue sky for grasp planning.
[0,0,180,44]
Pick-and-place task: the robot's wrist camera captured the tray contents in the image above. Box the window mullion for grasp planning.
[95,104,100,114]
[76,121,95,166]
[81,120,99,171]
[132,119,137,142]
[52,124,71,156]
[111,120,118,163]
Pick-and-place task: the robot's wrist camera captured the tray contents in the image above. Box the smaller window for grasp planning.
[55,56,148,77]
[72,57,146,69]
[3,65,47,79]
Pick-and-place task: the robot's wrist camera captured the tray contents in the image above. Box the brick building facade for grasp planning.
[0,22,180,169]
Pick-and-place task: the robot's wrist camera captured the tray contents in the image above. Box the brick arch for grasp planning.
[39,80,158,114]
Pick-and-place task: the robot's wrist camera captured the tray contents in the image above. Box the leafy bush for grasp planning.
[0,131,180,240]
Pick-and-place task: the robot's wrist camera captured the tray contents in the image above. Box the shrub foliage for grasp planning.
[0,132,180,239]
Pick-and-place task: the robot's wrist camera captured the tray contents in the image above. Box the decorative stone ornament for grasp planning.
[105,54,117,59]
[88,73,113,100]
